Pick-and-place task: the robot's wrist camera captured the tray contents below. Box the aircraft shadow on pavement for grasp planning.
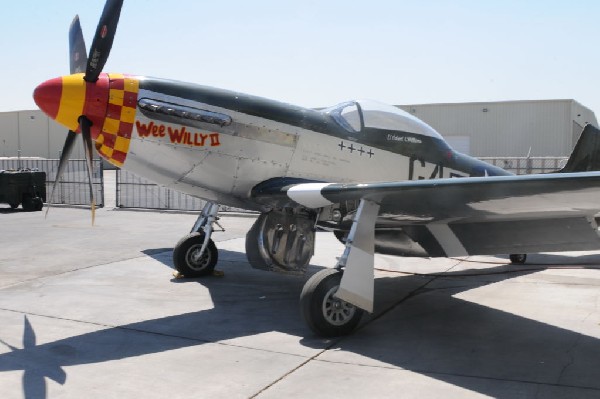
[1,248,599,398]
[0,207,25,214]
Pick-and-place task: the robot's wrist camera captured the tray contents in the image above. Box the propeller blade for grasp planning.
[79,116,96,225]
[85,0,124,82]
[45,130,78,218]
[69,15,88,74]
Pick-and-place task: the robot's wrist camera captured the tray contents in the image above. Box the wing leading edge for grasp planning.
[252,172,600,256]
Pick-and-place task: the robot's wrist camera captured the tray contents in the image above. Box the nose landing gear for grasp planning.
[173,232,219,277]
[172,202,222,277]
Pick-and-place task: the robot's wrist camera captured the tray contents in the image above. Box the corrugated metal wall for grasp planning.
[570,101,597,148]
[0,110,86,159]
[398,100,597,157]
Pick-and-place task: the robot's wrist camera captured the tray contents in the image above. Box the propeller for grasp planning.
[69,15,87,74]
[46,15,89,219]
[85,0,123,83]
[45,130,77,219]
[46,0,124,224]
[80,116,96,225]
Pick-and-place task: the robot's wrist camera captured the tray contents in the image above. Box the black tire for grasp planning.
[509,254,527,264]
[172,233,218,277]
[22,195,43,212]
[9,202,19,209]
[300,268,363,337]
[21,195,35,212]
[33,197,43,211]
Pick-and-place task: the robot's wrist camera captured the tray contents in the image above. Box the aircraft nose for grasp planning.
[33,77,63,119]
[33,73,88,131]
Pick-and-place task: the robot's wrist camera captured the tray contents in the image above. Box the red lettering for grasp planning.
[135,121,154,137]
[209,133,220,146]
[193,133,207,146]
[168,126,184,143]
[166,126,219,147]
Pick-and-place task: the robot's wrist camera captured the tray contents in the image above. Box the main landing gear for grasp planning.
[300,268,364,337]
[173,202,222,277]
[300,199,380,337]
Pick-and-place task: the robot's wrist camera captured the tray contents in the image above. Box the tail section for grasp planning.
[560,124,600,172]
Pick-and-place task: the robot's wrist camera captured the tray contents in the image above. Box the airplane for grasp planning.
[33,0,600,337]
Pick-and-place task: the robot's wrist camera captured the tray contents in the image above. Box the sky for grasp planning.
[3,0,600,116]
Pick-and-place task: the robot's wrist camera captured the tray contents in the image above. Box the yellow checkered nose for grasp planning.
[95,74,139,167]
[34,73,139,168]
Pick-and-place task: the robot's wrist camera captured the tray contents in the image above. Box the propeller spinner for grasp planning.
[33,0,124,223]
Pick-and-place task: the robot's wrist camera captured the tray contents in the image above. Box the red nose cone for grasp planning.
[33,77,62,119]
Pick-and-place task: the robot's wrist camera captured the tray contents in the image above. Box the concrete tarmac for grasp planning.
[1,205,600,398]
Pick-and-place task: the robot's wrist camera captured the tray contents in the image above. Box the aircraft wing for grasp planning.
[252,172,600,256]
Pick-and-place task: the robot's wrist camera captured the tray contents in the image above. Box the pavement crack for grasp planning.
[0,307,307,359]
[557,333,583,385]
[310,358,600,393]
[249,338,343,398]
[0,253,155,290]
[356,260,464,332]
[250,260,465,398]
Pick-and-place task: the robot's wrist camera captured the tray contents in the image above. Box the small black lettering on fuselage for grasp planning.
[387,134,422,144]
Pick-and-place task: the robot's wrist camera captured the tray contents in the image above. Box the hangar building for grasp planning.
[398,99,597,156]
[0,109,87,159]
[0,99,597,159]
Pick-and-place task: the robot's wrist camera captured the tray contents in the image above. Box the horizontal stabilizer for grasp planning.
[560,124,600,172]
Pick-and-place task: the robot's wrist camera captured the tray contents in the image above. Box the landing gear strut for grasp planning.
[300,199,380,337]
[172,202,222,277]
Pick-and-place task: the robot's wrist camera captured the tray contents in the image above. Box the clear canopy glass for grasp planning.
[325,99,443,140]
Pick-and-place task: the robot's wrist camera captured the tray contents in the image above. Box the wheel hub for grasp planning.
[186,244,210,270]
[322,285,356,326]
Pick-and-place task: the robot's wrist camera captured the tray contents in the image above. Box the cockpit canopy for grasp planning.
[325,99,444,140]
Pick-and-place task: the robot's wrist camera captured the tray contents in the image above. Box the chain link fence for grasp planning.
[116,170,206,210]
[115,169,251,212]
[478,157,568,175]
[0,158,104,207]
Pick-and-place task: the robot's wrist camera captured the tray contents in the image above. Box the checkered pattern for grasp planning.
[96,73,139,167]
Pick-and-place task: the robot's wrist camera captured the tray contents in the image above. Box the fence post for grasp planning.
[99,159,104,208]
[115,168,119,208]
[59,160,65,204]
